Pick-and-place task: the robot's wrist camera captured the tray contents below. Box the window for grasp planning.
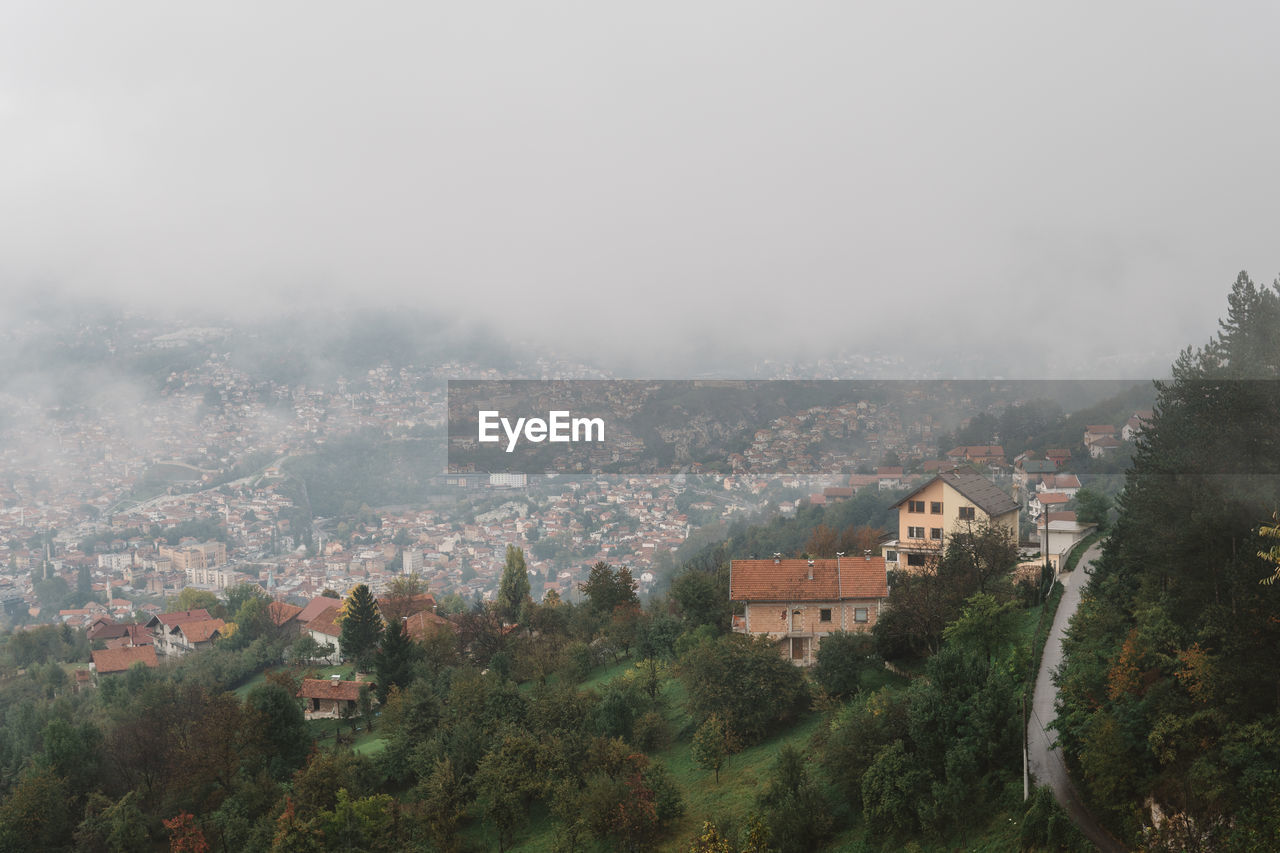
[958,506,976,520]
[930,501,943,514]
[820,608,832,622]
[907,553,927,567]
[907,526,925,539]
[930,528,943,540]
[907,500,925,513]
[885,550,898,562]
[854,607,869,623]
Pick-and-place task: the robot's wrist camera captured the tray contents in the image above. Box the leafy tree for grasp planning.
[473,729,542,852]
[803,523,838,557]
[837,523,885,557]
[679,635,808,745]
[497,545,531,624]
[417,757,465,853]
[380,572,428,623]
[338,584,383,671]
[244,683,311,779]
[813,630,876,698]
[288,634,323,667]
[73,791,150,853]
[1073,487,1112,530]
[223,583,269,619]
[0,767,73,851]
[670,567,732,631]
[861,739,930,836]
[876,521,1018,658]
[39,717,102,797]
[579,561,639,615]
[941,592,1020,665]
[288,749,380,819]
[175,588,219,614]
[691,713,736,783]
[755,745,834,853]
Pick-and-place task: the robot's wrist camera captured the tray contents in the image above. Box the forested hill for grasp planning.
[1055,272,1280,849]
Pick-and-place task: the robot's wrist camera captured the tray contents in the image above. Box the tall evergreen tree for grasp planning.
[497,545,530,623]
[374,619,419,703]
[340,584,384,671]
[1055,272,1280,845]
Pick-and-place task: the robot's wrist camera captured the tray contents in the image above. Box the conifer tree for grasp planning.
[374,618,418,703]
[339,584,383,671]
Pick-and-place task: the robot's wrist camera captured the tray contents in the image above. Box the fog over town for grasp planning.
[4,3,1278,376]
[1,5,1278,851]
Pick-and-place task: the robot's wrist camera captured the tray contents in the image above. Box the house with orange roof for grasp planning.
[144,608,214,656]
[1083,424,1117,446]
[267,600,304,629]
[297,676,370,719]
[1036,473,1082,497]
[91,644,159,676]
[169,618,226,654]
[729,555,888,666]
[304,603,344,663]
[403,609,458,643]
[1029,492,1071,519]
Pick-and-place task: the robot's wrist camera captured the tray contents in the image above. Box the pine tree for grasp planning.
[374,619,418,703]
[339,584,383,672]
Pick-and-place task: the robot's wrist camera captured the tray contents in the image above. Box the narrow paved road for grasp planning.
[1027,543,1127,852]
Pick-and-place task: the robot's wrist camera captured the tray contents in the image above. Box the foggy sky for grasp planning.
[3,3,1278,375]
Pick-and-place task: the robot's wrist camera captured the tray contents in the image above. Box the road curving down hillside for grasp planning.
[1027,543,1127,852]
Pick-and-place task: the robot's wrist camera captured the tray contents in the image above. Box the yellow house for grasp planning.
[887,468,1019,570]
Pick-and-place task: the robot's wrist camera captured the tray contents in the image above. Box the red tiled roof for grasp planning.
[88,619,129,641]
[92,645,159,674]
[175,618,225,644]
[297,596,342,624]
[268,601,303,626]
[150,609,212,629]
[729,557,888,602]
[307,603,343,638]
[297,678,366,702]
[1037,492,1071,505]
[403,609,458,641]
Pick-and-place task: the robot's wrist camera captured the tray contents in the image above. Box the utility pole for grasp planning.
[1023,691,1030,800]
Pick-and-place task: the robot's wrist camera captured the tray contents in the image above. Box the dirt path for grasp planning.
[1027,543,1127,852]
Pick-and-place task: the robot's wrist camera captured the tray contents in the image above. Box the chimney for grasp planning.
[807,559,814,580]
[864,550,872,560]
[330,674,340,682]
